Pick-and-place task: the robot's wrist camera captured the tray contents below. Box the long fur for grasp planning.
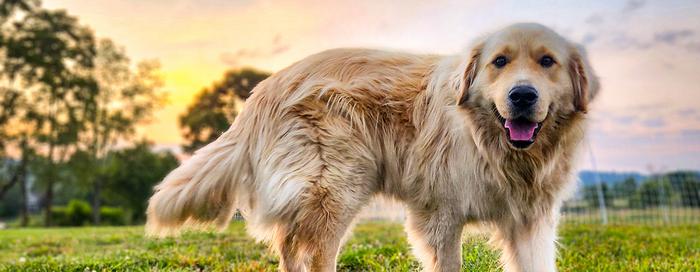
[146,23,598,272]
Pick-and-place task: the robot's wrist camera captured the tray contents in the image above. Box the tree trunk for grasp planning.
[44,143,55,227]
[19,170,29,227]
[44,179,54,227]
[0,170,20,200]
[18,139,30,227]
[0,149,27,200]
[92,178,101,225]
[0,140,31,226]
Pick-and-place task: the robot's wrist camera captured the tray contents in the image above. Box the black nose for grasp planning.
[508,86,538,110]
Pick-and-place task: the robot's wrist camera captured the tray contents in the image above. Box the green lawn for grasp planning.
[0,222,698,271]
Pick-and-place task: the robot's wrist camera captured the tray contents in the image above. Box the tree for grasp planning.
[0,89,22,155]
[0,158,23,218]
[582,182,614,208]
[665,171,700,207]
[78,39,165,224]
[613,177,638,197]
[3,8,97,226]
[634,176,674,208]
[101,141,178,223]
[611,177,638,207]
[179,68,269,153]
[0,0,38,211]
[0,0,37,22]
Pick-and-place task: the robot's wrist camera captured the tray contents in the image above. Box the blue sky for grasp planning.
[43,0,700,172]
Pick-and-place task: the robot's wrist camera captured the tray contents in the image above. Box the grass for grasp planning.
[0,221,698,271]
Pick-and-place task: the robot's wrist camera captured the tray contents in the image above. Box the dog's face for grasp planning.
[457,23,599,150]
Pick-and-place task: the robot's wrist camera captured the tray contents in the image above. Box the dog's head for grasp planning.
[456,23,599,151]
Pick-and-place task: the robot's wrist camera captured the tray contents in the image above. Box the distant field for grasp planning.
[0,221,698,271]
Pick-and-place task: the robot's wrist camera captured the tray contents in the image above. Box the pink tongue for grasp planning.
[504,120,538,141]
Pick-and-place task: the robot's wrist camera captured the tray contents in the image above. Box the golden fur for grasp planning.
[146,23,599,272]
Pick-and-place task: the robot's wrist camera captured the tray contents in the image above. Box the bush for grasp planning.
[100,207,126,226]
[50,199,92,226]
[50,206,70,226]
[50,199,127,226]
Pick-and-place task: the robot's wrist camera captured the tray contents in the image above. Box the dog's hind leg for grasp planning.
[273,183,371,272]
[276,231,306,272]
[264,96,379,271]
[405,207,464,272]
[305,200,359,272]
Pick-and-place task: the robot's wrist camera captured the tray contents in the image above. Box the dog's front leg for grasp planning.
[405,209,463,272]
[496,216,558,272]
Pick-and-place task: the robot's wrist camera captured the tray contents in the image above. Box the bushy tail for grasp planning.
[145,133,248,237]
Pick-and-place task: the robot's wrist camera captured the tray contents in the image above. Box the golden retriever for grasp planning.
[146,23,599,272]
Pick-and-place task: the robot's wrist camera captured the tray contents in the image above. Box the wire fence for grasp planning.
[561,171,700,225]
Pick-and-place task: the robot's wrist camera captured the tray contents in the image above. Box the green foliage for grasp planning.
[4,9,98,146]
[0,0,38,21]
[179,68,270,153]
[581,172,700,210]
[666,171,700,207]
[50,199,91,226]
[635,176,674,208]
[0,161,22,217]
[29,153,85,205]
[101,141,178,223]
[49,199,127,227]
[0,0,166,226]
[1,141,176,225]
[583,182,614,208]
[0,0,99,226]
[75,40,166,224]
[0,222,698,271]
[0,89,23,155]
[99,207,127,226]
[82,38,165,161]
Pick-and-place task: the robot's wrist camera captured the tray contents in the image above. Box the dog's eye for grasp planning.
[539,55,555,68]
[492,56,508,68]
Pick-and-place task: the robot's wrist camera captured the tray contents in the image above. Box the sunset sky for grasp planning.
[43,0,700,172]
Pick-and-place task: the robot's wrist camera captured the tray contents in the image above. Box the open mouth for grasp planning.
[494,110,543,149]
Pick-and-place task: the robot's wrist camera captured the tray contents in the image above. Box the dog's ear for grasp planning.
[568,45,599,113]
[457,43,483,106]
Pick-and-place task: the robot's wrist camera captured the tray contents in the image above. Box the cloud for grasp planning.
[269,34,291,55]
[583,25,700,53]
[680,129,700,138]
[621,0,645,13]
[584,14,604,25]
[654,29,694,45]
[677,108,698,117]
[641,117,666,128]
[608,31,651,50]
[581,32,598,45]
[578,2,700,55]
[612,115,637,125]
[219,52,242,66]
[686,41,700,52]
[592,102,700,144]
[219,34,291,66]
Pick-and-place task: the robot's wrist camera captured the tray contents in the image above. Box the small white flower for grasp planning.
[18,257,26,263]
[125,256,130,260]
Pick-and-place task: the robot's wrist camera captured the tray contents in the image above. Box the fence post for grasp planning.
[588,140,608,225]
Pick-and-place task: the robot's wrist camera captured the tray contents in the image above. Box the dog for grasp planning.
[146,23,599,272]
